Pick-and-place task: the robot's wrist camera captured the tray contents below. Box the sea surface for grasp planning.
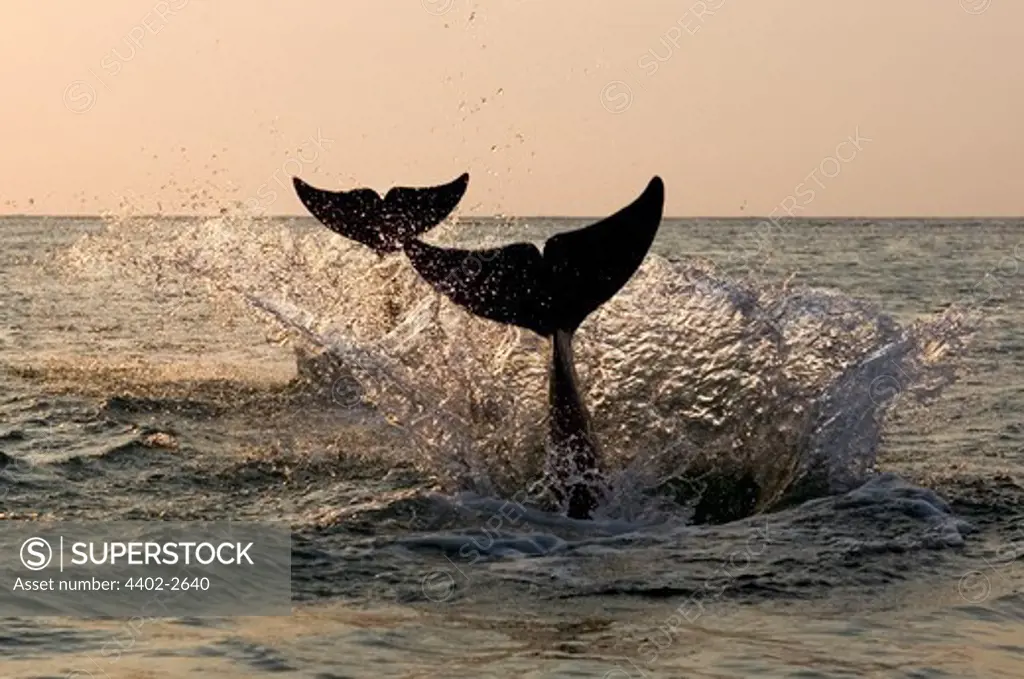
[2,214,1023,678]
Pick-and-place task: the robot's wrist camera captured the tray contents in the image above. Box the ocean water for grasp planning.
[1,214,1023,678]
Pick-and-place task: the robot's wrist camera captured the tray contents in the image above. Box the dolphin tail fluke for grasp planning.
[292,172,469,254]
[405,176,665,336]
[542,175,665,331]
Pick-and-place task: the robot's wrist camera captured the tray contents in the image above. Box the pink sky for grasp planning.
[0,0,1020,216]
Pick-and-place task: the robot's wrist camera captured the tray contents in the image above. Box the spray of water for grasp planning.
[61,213,977,520]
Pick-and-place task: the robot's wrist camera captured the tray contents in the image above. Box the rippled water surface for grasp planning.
[2,215,1023,678]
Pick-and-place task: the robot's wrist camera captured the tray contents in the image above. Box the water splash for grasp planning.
[61,214,978,519]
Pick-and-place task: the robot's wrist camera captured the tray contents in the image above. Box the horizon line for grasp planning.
[3,213,1024,221]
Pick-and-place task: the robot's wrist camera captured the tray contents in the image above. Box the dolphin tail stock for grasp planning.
[404,176,665,519]
[292,172,470,255]
[404,175,665,337]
